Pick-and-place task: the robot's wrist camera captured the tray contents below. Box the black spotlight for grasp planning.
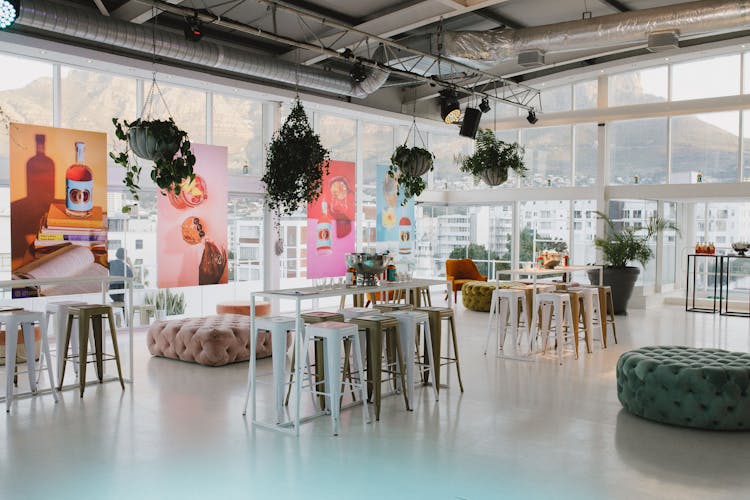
[478,97,491,114]
[349,61,368,83]
[184,15,204,42]
[0,0,19,30]
[459,107,482,139]
[439,89,461,124]
[526,109,539,124]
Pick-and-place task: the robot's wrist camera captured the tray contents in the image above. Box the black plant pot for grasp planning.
[587,266,640,315]
[480,167,508,186]
[400,156,433,177]
[128,125,179,162]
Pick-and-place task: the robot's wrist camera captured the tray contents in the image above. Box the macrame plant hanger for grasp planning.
[406,87,426,149]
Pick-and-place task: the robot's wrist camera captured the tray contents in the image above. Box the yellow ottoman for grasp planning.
[461,281,497,311]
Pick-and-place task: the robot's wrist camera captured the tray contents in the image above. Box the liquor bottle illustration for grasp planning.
[26,134,55,205]
[65,142,93,218]
[399,216,412,254]
[316,201,333,255]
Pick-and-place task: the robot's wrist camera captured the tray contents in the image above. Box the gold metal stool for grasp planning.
[58,305,125,397]
[350,314,410,420]
[373,303,414,313]
[416,306,464,392]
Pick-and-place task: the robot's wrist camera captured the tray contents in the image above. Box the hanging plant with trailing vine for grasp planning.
[262,98,330,232]
[388,119,434,205]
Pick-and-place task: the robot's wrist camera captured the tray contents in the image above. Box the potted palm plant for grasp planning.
[110,117,196,201]
[458,129,526,186]
[588,211,679,314]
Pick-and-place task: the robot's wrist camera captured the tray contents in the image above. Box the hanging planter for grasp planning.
[110,80,196,201]
[262,98,330,234]
[458,129,526,187]
[388,120,434,205]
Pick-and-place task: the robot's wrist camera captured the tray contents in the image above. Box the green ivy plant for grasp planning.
[262,99,330,231]
[594,211,680,268]
[458,129,527,186]
[110,117,196,201]
[388,144,434,205]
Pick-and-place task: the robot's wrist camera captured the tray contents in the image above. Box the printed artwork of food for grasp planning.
[157,145,228,288]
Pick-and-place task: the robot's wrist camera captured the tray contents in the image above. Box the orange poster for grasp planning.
[9,123,108,297]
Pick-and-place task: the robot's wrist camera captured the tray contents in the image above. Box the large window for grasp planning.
[608,66,668,107]
[608,200,658,286]
[609,117,668,185]
[319,113,356,162]
[213,94,263,175]
[670,112,739,183]
[540,85,572,113]
[671,54,740,101]
[574,80,598,110]
[574,123,597,186]
[429,132,473,190]
[151,82,207,143]
[521,126,572,187]
[519,200,570,264]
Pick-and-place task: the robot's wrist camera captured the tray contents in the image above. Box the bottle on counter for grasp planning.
[346,265,357,286]
[65,142,93,218]
[386,263,397,282]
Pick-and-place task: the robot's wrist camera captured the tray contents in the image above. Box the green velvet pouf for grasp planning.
[616,346,750,431]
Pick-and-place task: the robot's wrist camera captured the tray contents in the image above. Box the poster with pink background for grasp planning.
[306,160,355,279]
[157,144,228,288]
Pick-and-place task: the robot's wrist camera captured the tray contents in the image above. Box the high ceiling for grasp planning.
[11,0,750,116]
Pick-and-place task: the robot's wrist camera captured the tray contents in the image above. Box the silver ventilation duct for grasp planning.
[15,0,388,98]
[444,0,750,63]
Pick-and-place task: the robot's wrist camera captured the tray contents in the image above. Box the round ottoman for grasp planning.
[461,281,496,311]
[617,346,750,430]
[216,301,270,317]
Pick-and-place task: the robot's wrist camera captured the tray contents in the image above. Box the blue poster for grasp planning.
[376,164,415,255]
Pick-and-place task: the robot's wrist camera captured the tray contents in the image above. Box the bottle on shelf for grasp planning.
[65,142,93,218]
[315,201,333,255]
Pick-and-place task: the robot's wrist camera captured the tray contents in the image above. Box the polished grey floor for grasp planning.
[2,304,750,500]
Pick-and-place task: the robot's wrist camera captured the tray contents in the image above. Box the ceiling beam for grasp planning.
[474,7,524,29]
[281,0,514,65]
[598,0,631,12]
[112,0,186,24]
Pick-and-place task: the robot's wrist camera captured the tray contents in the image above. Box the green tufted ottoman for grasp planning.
[617,346,750,431]
[461,281,495,311]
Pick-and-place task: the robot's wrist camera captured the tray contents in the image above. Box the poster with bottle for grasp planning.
[9,123,108,297]
[157,144,228,288]
[375,164,415,255]
[306,160,355,279]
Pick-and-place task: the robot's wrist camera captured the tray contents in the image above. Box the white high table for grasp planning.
[496,265,603,290]
[242,278,450,436]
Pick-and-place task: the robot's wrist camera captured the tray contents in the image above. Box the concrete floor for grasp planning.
[2,303,750,500]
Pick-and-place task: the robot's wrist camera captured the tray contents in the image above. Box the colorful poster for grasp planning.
[306,160,355,279]
[10,124,108,297]
[157,144,228,288]
[376,164,415,255]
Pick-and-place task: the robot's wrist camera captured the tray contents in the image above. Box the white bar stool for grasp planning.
[485,288,529,356]
[130,304,157,327]
[1,310,58,413]
[303,321,370,436]
[254,316,312,424]
[531,292,575,365]
[45,300,89,382]
[383,310,439,404]
[569,287,604,353]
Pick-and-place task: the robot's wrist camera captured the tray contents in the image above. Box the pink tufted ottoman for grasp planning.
[147,314,272,367]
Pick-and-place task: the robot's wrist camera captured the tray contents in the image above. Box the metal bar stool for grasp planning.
[58,305,125,397]
[45,301,88,382]
[303,321,370,436]
[417,306,464,392]
[531,292,575,365]
[484,288,530,357]
[373,303,414,313]
[349,314,410,420]
[1,310,58,413]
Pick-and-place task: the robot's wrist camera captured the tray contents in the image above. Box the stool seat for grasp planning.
[338,307,371,320]
[303,321,370,435]
[485,288,530,358]
[1,310,58,413]
[373,303,414,313]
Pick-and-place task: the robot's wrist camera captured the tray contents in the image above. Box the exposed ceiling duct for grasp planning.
[443,0,750,63]
[14,0,389,99]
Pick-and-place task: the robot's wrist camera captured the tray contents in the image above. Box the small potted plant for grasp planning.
[262,98,330,233]
[458,129,526,186]
[589,211,679,314]
[110,117,196,201]
[388,144,434,204]
[146,289,186,319]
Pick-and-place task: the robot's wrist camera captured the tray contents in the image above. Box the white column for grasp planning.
[355,119,363,251]
[262,101,281,311]
[595,75,609,266]
[205,91,213,145]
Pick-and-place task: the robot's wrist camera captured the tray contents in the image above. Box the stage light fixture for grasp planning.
[478,97,491,114]
[439,89,461,124]
[0,0,19,30]
[184,15,204,42]
[526,109,539,124]
[349,61,368,83]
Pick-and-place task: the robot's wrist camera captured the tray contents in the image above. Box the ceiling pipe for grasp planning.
[443,0,750,62]
[15,0,388,98]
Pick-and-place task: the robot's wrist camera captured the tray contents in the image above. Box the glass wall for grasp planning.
[670,112,739,183]
[609,117,668,185]
[213,94,263,175]
[521,125,572,187]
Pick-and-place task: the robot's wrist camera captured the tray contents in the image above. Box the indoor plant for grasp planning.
[589,211,679,314]
[388,144,434,204]
[145,289,186,318]
[262,98,330,231]
[110,117,196,201]
[458,129,526,186]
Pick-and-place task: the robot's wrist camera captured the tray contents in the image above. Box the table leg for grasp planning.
[424,312,442,389]
[294,298,302,437]
[242,293,256,417]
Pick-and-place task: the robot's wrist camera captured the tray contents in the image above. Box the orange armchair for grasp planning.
[445,259,487,301]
